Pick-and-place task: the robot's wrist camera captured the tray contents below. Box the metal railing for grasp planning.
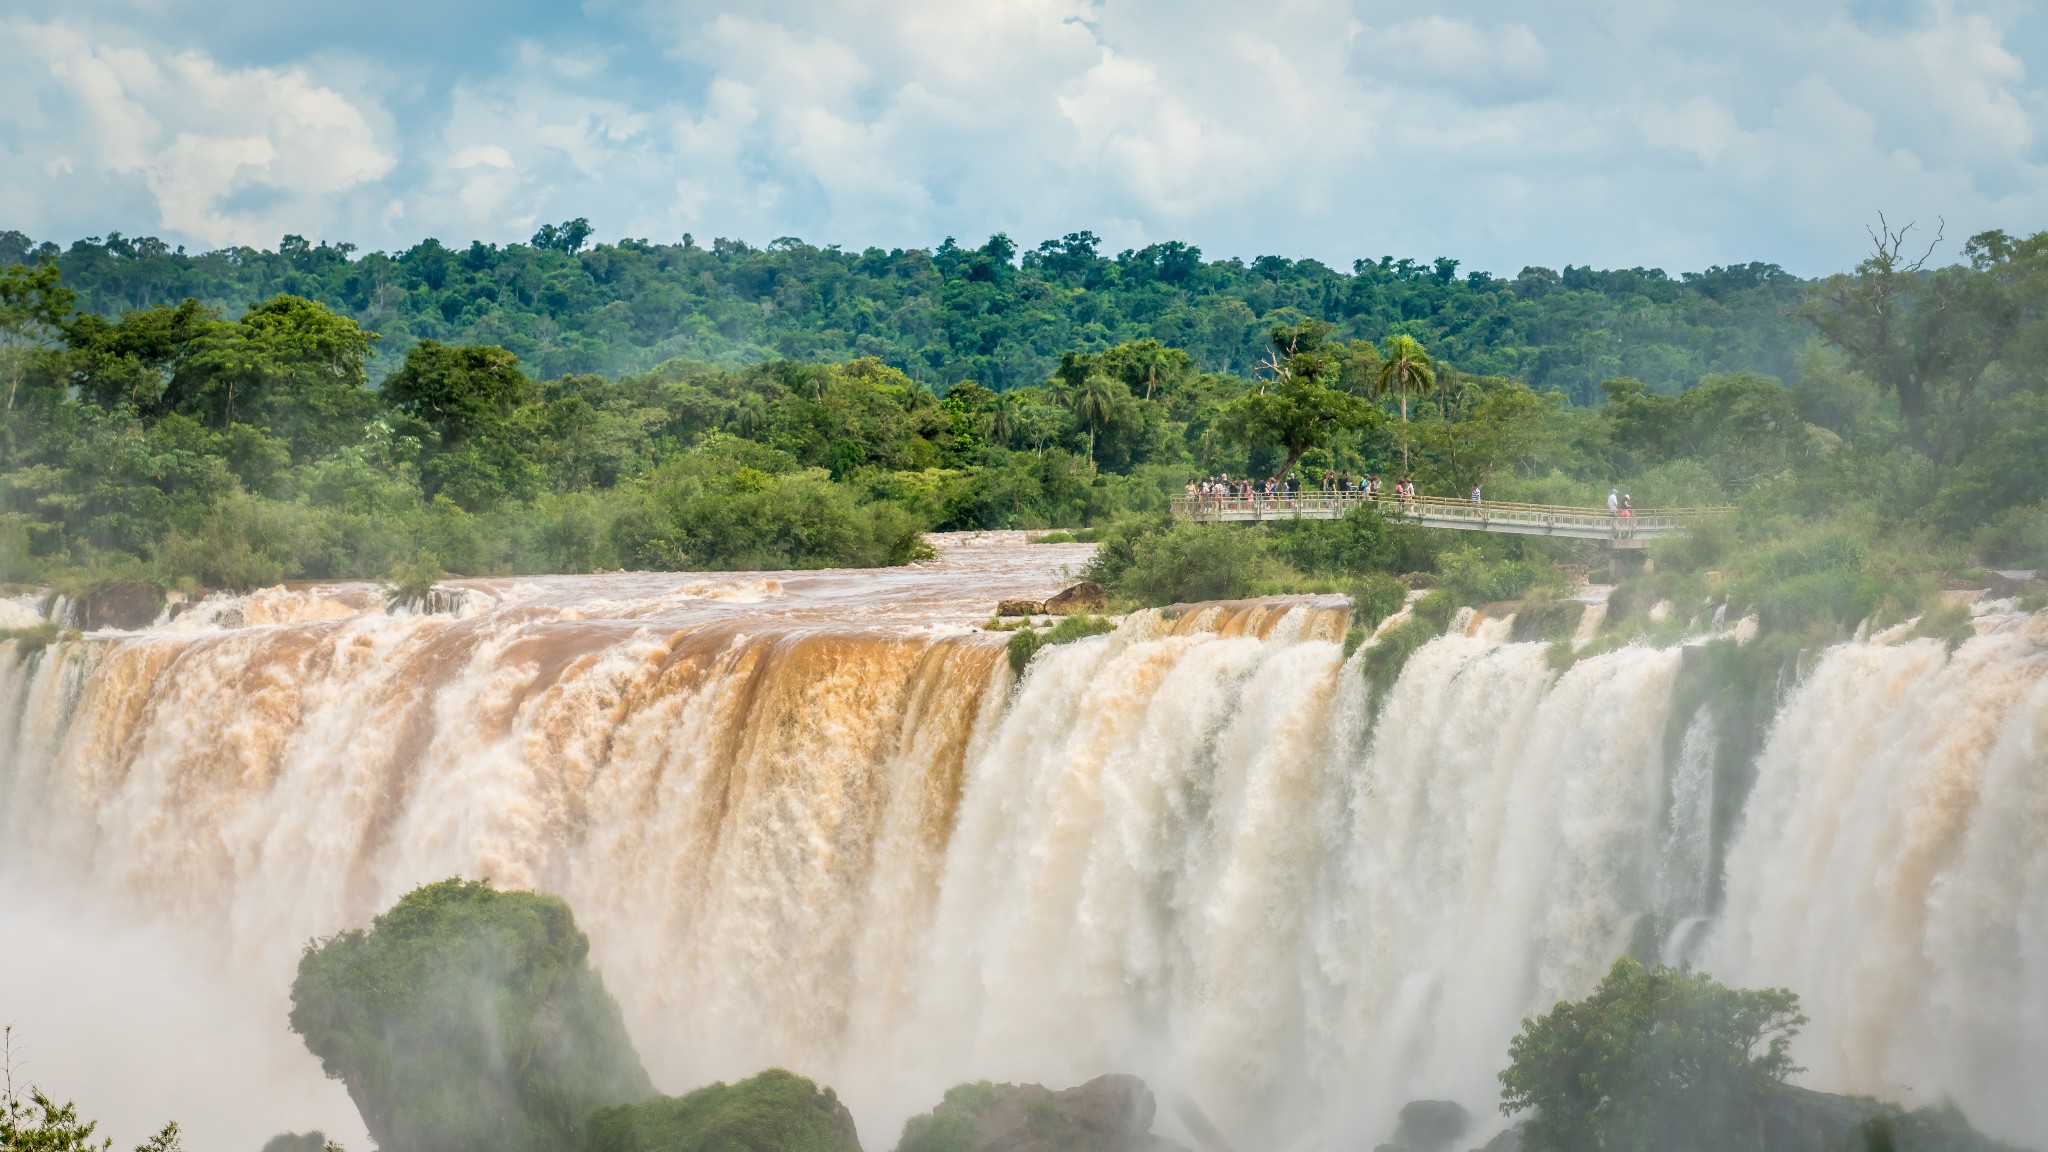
[1170,491,1731,541]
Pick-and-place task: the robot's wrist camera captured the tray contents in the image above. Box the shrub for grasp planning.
[1500,958,1804,1152]
[1090,522,1287,605]
[1361,614,1440,693]
[289,879,653,1152]
[895,1081,1003,1152]
[1007,613,1117,675]
[1349,571,1409,634]
[1509,597,1587,643]
[383,551,444,611]
[1908,601,1975,651]
[617,464,933,571]
[1434,544,1563,606]
[581,1069,860,1152]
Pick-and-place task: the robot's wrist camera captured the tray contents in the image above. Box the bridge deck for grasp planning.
[1170,493,1728,546]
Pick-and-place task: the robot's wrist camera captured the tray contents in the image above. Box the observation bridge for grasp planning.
[1170,492,1729,549]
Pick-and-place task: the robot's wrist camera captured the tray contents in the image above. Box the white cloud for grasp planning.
[0,1,2043,274]
[1360,16,1548,91]
[3,19,392,247]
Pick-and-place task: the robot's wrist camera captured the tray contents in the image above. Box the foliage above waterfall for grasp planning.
[580,1069,861,1152]
[1500,957,1805,1152]
[288,878,653,1152]
[3,222,2047,594]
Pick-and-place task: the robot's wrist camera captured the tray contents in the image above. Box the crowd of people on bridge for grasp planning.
[1185,472,1423,501]
[1181,476,1645,522]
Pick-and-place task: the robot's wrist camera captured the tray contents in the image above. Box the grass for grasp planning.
[0,621,68,653]
[1005,613,1119,675]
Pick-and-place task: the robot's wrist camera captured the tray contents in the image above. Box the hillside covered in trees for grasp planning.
[1,222,2044,643]
[0,225,1806,403]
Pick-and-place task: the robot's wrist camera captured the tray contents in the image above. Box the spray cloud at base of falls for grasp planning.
[2,535,2045,1149]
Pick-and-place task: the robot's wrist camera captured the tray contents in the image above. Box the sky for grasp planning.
[0,0,2044,277]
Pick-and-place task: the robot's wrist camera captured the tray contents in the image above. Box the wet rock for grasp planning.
[1469,1090,2019,1152]
[78,581,164,630]
[1044,581,1106,615]
[1469,1123,1520,1152]
[1393,1100,1470,1152]
[997,599,1046,617]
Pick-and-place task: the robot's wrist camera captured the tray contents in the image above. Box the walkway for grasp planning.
[1169,492,1728,548]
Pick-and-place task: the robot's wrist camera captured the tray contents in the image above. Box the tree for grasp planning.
[1045,351,1139,465]
[61,299,218,419]
[1375,334,1437,471]
[1805,216,2007,455]
[0,263,74,411]
[1096,338,1194,401]
[1226,322,1373,478]
[289,878,654,1152]
[531,219,595,254]
[185,296,376,455]
[1500,958,1805,1152]
[381,341,539,507]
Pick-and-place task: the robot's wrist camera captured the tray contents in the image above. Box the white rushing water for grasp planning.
[1,535,2044,1149]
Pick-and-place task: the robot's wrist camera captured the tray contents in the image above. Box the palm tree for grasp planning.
[1374,334,1437,471]
[1073,372,1124,461]
[988,392,1020,449]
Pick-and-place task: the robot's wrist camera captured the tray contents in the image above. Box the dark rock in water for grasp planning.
[1473,1089,2025,1152]
[260,1133,334,1152]
[1758,1087,2027,1152]
[997,599,1046,617]
[1758,1084,1888,1150]
[79,581,164,630]
[1044,582,1107,615]
[582,1068,860,1152]
[1468,1122,1520,1152]
[1393,1101,1470,1152]
[896,1073,1187,1152]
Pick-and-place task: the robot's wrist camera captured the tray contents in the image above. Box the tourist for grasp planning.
[1472,484,1482,506]
[1608,487,1620,515]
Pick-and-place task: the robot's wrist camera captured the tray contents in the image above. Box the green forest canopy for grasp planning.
[0,225,1807,402]
[1,222,2045,612]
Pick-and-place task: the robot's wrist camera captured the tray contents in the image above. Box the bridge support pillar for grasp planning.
[1608,542,1652,582]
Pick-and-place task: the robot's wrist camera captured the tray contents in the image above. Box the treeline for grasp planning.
[0,225,1807,402]
[2,224,2046,608]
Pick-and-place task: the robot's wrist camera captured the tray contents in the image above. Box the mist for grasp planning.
[0,873,365,1149]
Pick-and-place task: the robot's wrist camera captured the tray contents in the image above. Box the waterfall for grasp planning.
[2,545,2045,1149]
[1705,611,2048,1139]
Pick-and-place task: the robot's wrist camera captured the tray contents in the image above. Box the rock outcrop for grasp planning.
[1379,1100,1469,1152]
[1044,582,1106,615]
[75,581,164,630]
[996,599,1046,617]
[1464,1089,2022,1152]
